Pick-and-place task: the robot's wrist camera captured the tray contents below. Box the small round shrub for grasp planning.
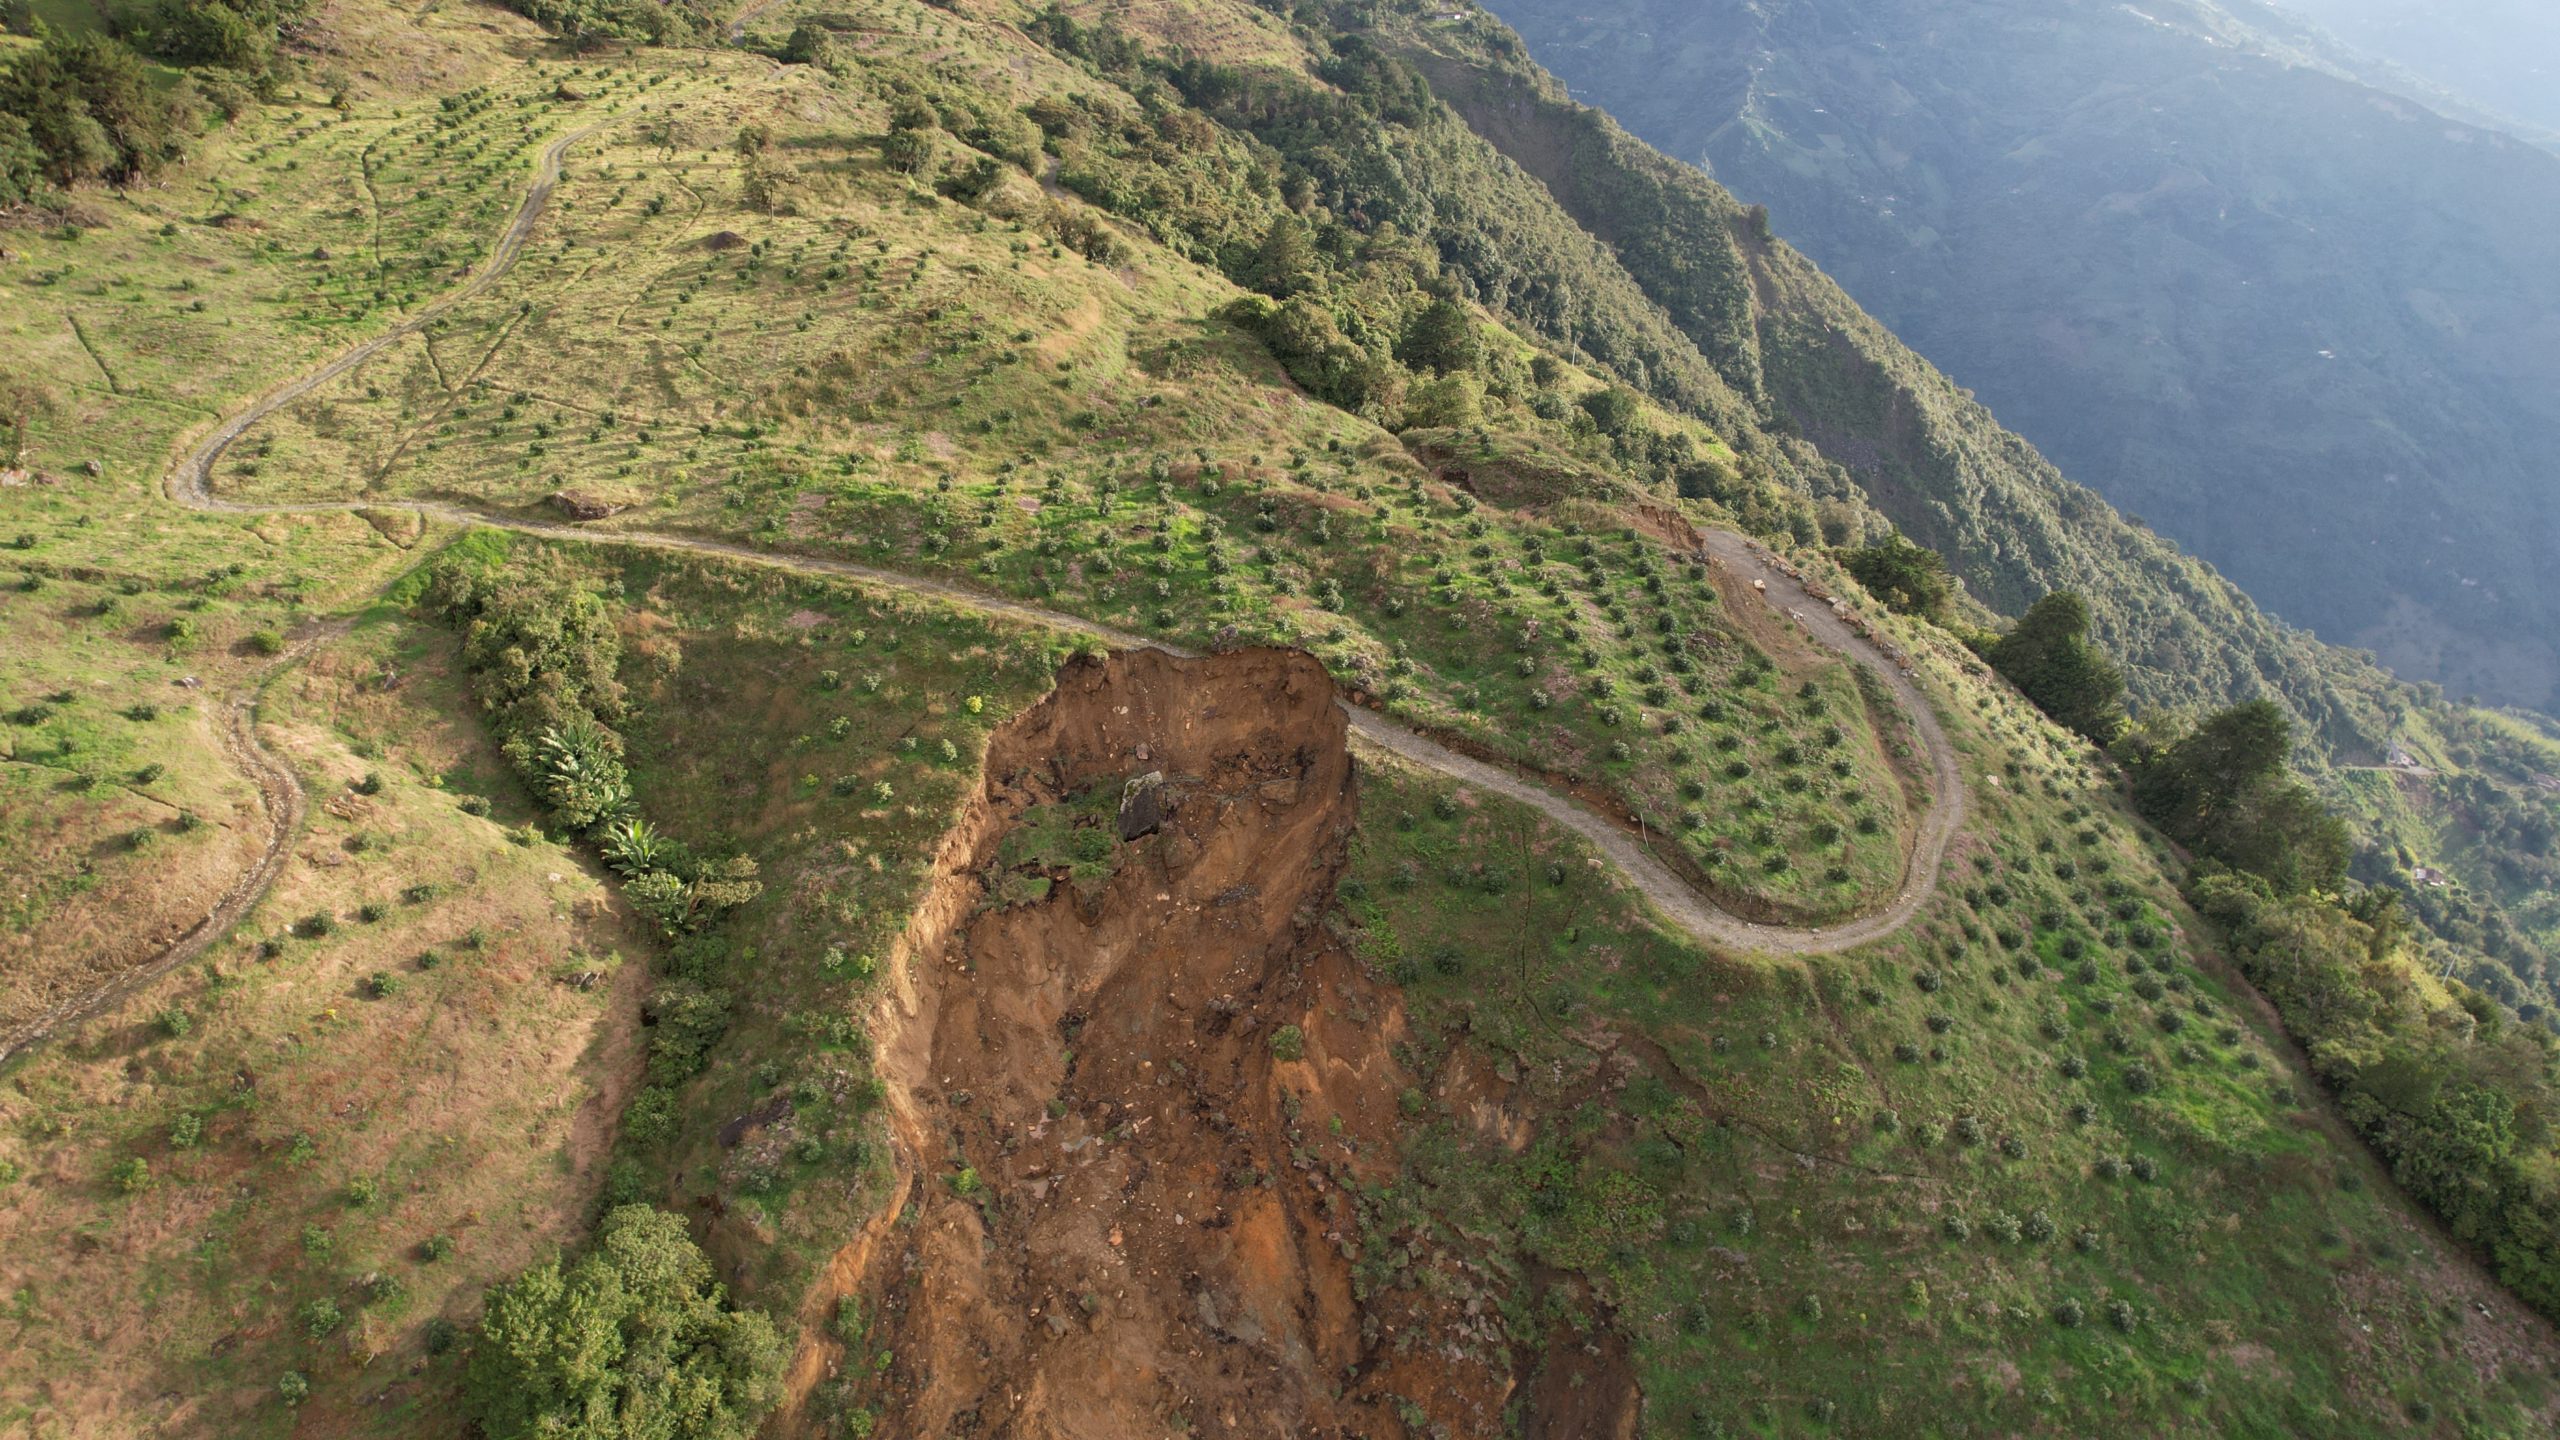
[301,1298,343,1339]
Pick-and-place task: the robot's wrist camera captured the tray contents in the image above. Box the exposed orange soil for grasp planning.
[782,648,1630,1438]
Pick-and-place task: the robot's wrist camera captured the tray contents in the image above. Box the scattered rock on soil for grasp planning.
[1115,770,1167,840]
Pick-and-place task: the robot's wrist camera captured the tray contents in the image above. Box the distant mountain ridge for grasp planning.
[1480,0,2560,716]
[2270,0,2560,142]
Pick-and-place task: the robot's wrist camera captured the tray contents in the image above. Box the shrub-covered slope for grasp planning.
[2,0,2559,1435]
[1327,0,2560,1038]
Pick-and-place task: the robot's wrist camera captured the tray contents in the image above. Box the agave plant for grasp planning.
[597,815,667,877]
[525,718,630,829]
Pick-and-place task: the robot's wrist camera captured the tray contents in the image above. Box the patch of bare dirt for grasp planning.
[781,648,1618,1438]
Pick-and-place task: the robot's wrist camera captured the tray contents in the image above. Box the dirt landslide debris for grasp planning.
[787,648,1634,1439]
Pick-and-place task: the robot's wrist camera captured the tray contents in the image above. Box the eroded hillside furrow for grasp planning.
[790,649,1620,1439]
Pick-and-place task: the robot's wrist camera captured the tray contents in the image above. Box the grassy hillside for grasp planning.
[1335,0,2560,1054]
[1,0,2558,1435]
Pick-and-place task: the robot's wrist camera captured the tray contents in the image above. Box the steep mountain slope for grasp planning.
[1483,0,2560,714]
[5,0,2560,1434]
[1319,0,2559,1018]
[1369,14,2379,736]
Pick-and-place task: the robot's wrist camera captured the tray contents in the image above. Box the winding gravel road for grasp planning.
[131,94,1965,1064]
